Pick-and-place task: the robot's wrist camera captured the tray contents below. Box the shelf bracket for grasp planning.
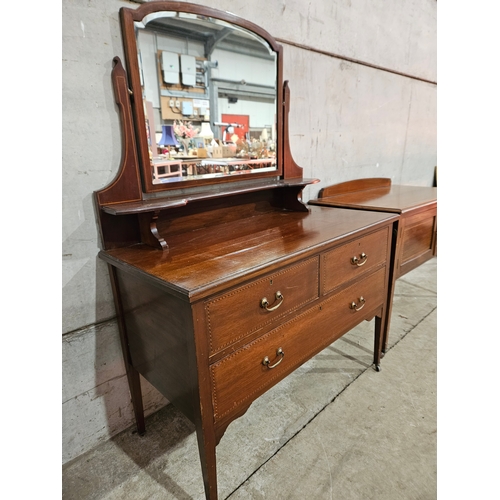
[139,210,168,251]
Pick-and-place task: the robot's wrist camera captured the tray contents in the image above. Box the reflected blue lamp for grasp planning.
[158,125,179,147]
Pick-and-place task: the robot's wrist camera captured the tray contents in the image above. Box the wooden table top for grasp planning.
[100,205,397,300]
[309,185,437,214]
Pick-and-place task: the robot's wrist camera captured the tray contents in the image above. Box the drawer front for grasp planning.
[205,257,319,356]
[322,227,389,295]
[401,211,436,265]
[210,267,386,422]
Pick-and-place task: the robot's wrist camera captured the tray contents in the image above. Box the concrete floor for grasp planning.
[63,258,437,500]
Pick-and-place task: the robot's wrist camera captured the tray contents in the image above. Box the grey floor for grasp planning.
[63,258,437,500]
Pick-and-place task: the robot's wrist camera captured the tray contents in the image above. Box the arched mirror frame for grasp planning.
[120,1,284,194]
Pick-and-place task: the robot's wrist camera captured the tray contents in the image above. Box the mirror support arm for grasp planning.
[95,57,142,206]
[282,81,304,179]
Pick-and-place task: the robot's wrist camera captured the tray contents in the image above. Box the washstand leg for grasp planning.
[108,264,146,435]
[195,423,218,500]
[373,314,384,372]
[125,366,146,435]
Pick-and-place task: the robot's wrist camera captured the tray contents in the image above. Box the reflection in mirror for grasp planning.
[134,11,278,185]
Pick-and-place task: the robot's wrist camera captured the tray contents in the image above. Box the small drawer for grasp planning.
[210,266,386,422]
[205,257,319,356]
[322,227,389,295]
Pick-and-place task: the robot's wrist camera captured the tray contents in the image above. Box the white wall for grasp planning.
[211,48,276,87]
[211,47,277,129]
[138,29,206,110]
[62,0,436,464]
[138,30,277,131]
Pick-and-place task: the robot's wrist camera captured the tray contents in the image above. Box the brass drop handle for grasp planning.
[260,291,284,311]
[350,297,366,312]
[262,347,285,369]
[351,252,368,267]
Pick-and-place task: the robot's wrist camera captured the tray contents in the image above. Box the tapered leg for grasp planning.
[195,422,218,500]
[189,301,219,499]
[382,224,400,355]
[381,272,396,355]
[124,364,146,435]
[373,314,385,372]
[108,264,146,435]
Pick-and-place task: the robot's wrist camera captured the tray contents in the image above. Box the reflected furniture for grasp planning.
[152,158,183,180]
[94,3,400,499]
[309,177,437,352]
[152,157,277,183]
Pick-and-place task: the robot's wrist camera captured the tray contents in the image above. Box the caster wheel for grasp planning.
[375,364,381,372]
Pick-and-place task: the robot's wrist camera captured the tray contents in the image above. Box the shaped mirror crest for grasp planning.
[133,10,278,186]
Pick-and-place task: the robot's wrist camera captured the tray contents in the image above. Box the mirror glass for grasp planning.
[134,11,278,185]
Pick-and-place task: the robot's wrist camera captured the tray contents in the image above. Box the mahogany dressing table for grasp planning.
[94,4,398,498]
[309,177,437,353]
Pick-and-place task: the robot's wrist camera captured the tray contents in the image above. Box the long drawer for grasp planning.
[210,266,386,422]
[205,257,319,356]
[322,227,389,295]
